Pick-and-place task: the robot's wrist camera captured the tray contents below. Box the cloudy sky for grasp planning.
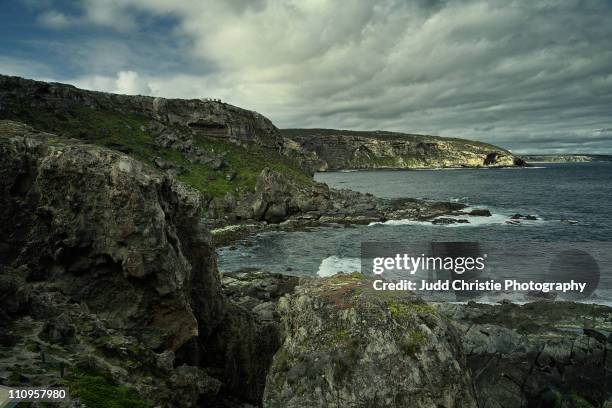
[1,0,611,153]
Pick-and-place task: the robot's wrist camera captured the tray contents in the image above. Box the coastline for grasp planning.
[1,76,610,407]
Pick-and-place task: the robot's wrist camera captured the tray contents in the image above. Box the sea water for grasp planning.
[218,162,612,304]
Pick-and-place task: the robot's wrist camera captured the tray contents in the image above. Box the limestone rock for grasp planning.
[281,129,524,171]
[0,121,224,351]
[0,121,227,406]
[264,274,477,408]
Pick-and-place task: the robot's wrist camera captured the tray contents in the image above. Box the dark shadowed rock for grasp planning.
[0,121,227,406]
[468,208,492,216]
[436,301,612,407]
[432,217,470,225]
[510,213,538,220]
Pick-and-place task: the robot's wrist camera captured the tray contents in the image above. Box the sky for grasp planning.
[1,0,611,154]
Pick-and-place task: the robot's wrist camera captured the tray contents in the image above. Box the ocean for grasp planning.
[218,162,612,305]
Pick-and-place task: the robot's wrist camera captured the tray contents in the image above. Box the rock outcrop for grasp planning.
[0,121,224,350]
[264,275,478,408]
[520,154,612,163]
[282,128,525,171]
[437,301,612,407]
[210,166,467,230]
[0,121,229,405]
[0,121,298,407]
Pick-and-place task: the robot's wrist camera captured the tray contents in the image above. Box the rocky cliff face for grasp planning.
[0,121,228,405]
[0,74,280,149]
[0,74,312,214]
[282,129,525,171]
[0,121,224,350]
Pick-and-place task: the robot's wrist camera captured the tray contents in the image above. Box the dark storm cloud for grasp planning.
[1,0,611,153]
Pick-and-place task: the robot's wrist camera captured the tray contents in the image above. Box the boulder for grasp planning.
[264,274,477,408]
[432,217,470,225]
[468,208,492,216]
[510,213,537,220]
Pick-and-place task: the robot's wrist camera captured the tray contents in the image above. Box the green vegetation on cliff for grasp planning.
[1,101,311,198]
[67,371,147,408]
[185,135,314,196]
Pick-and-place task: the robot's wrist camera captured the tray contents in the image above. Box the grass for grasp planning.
[399,330,427,356]
[182,133,314,197]
[3,106,313,198]
[65,371,147,408]
[387,300,435,319]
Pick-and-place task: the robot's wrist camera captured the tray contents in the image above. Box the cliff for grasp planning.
[0,75,528,226]
[0,74,311,206]
[0,121,225,405]
[282,128,526,171]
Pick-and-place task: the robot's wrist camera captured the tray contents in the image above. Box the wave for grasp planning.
[369,207,547,228]
[448,196,470,203]
[316,256,361,277]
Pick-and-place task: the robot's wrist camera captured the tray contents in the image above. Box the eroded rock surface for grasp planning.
[437,301,612,407]
[264,274,478,408]
[282,128,525,171]
[0,121,229,406]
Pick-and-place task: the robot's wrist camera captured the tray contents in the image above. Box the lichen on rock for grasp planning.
[264,274,477,408]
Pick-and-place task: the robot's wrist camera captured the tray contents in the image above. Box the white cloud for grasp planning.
[114,70,151,95]
[70,70,151,95]
[37,10,73,28]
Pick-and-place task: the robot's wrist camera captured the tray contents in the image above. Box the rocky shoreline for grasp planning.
[227,273,611,408]
[1,121,610,407]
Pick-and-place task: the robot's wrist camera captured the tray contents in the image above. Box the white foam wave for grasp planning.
[411,167,464,171]
[316,256,361,277]
[449,196,470,203]
[369,207,547,228]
